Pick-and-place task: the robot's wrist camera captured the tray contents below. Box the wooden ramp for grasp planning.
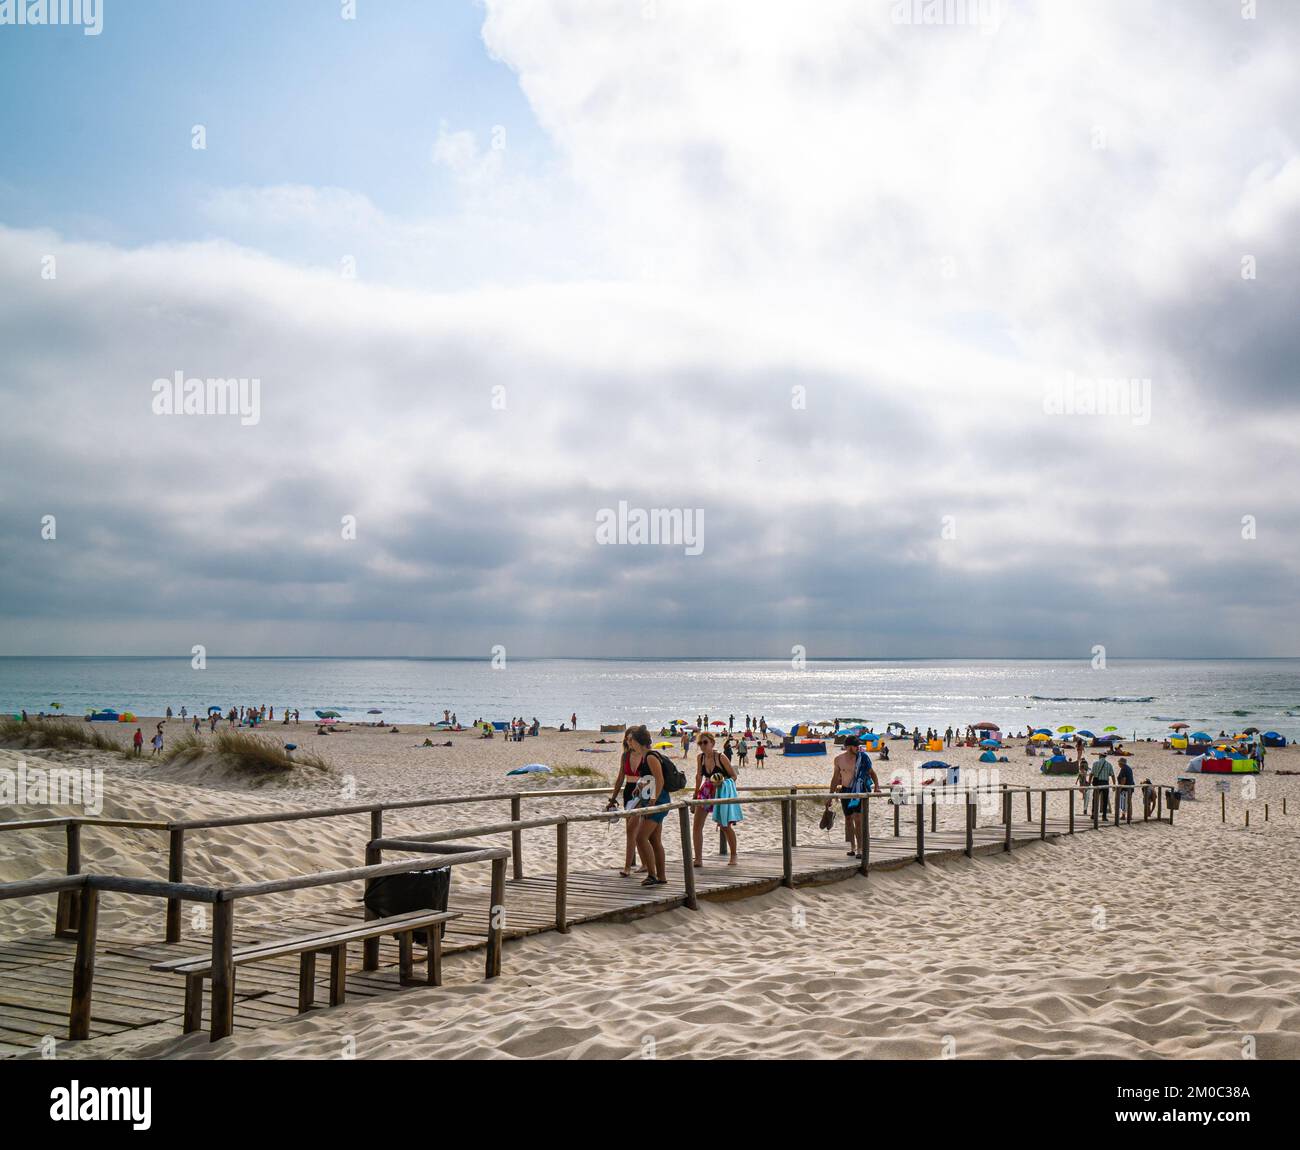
[0,813,1147,1057]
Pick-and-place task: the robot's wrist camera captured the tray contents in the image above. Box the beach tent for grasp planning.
[978,751,998,763]
[1263,731,1287,747]
[1041,755,1075,775]
[979,738,1000,747]
[783,740,827,756]
[87,709,119,722]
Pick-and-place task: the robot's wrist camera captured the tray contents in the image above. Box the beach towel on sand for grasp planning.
[712,776,743,827]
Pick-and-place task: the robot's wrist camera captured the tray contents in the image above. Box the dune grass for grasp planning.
[0,716,125,754]
[548,765,609,782]
[163,729,331,773]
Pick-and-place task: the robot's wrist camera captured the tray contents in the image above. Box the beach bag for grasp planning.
[363,868,450,945]
[649,750,687,792]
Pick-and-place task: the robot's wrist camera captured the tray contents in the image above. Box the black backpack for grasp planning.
[648,750,687,792]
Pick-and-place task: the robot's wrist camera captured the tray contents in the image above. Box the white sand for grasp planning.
[2,722,1298,1059]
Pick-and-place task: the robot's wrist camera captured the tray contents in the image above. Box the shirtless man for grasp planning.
[824,736,879,857]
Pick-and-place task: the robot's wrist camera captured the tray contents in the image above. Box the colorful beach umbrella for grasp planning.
[653,741,675,749]
[367,708,383,714]
[979,738,1000,747]
[1057,725,1076,733]
[1103,726,1118,732]
[921,760,950,769]
[711,720,726,726]
[1030,733,1051,742]
[1076,730,1096,738]
[1032,728,1052,735]
[973,721,1000,730]
[1169,722,1189,730]
[1190,731,1212,742]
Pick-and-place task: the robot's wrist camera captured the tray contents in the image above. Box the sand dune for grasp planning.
[2,723,1298,1058]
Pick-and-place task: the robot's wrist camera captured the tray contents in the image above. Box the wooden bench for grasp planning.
[150,909,462,1035]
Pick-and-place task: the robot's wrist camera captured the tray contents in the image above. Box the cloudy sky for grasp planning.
[0,0,1297,658]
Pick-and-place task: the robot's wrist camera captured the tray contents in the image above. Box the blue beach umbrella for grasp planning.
[1032,728,1052,735]
[208,705,222,714]
[1076,730,1096,738]
[979,738,1000,747]
[768,728,786,737]
[1190,731,1212,742]
[921,760,950,769]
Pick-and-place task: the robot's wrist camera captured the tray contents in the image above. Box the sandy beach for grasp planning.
[2,720,1297,1060]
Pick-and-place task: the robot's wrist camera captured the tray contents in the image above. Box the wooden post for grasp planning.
[510,795,523,880]
[893,801,900,837]
[1157,787,1163,821]
[964,791,973,858]
[679,806,698,909]
[781,798,794,888]
[166,828,184,944]
[1221,791,1226,822]
[1092,788,1100,830]
[485,855,505,979]
[860,798,871,876]
[56,822,82,938]
[1113,785,1121,826]
[1265,803,1269,822]
[555,820,569,933]
[68,884,98,1040]
[1040,790,1047,839]
[329,944,347,1006]
[931,790,938,833]
[915,794,925,864]
[298,952,316,1011]
[1069,788,1075,834]
[1003,790,1012,852]
[1168,790,1174,826]
[362,838,381,972]
[209,899,235,1042]
[1245,808,1249,828]
[1025,788,1032,821]
[789,788,799,847]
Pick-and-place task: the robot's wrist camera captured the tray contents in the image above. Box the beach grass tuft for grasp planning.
[164,729,331,773]
[0,716,124,753]
[548,765,609,781]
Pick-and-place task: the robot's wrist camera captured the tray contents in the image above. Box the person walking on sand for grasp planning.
[825,736,874,857]
[710,739,743,865]
[150,728,163,757]
[754,739,766,768]
[690,731,731,866]
[625,725,669,886]
[1090,753,1114,818]
[570,712,577,731]
[1115,756,1134,820]
[606,732,643,877]
[132,727,143,756]
[680,727,691,758]
[1076,756,1091,810]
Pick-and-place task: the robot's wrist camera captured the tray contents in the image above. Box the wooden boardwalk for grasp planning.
[0,812,1148,1057]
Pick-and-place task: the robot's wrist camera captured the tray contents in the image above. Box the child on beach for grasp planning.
[132,727,143,756]
[754,741,766,768]
[151,729,163,756]
[691,731,732,866]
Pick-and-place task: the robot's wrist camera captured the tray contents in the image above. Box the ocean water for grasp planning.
[0,657,1297,740]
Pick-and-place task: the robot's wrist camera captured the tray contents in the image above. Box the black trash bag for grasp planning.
[363,868,450,945]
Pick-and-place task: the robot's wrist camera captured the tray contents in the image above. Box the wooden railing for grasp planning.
[0,779,1174,1044]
